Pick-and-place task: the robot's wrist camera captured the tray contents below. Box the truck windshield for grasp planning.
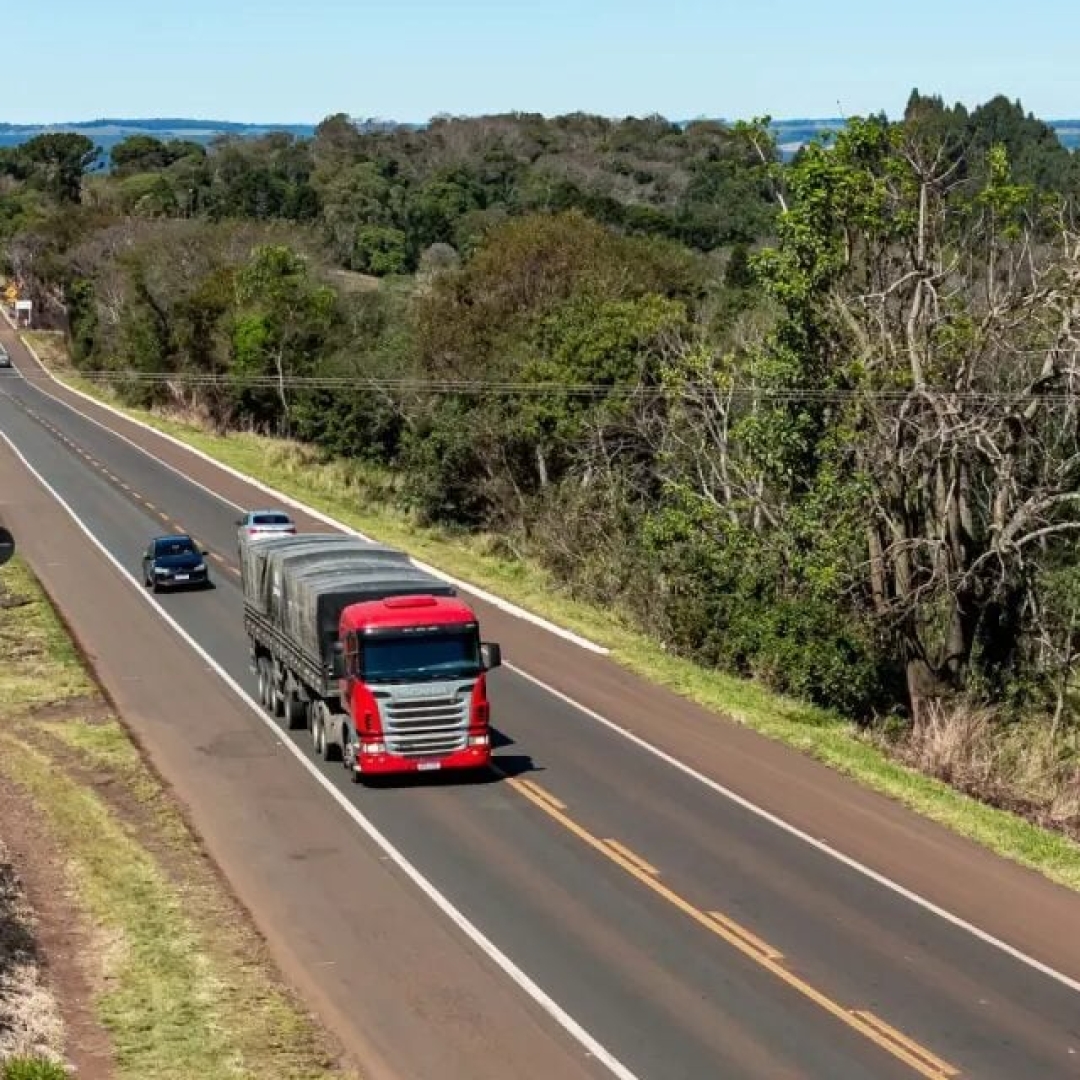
[362,632,480,683]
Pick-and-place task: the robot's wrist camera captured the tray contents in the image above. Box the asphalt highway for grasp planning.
[3,335,1080,1079]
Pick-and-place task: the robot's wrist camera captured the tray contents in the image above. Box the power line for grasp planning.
[15,369,1080,404]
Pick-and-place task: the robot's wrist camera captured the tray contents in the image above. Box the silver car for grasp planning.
[237,509,296,549]
[0,344,11,368]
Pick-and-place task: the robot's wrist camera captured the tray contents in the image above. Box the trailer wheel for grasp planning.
[256,658,270,709]
[321,717,341,763]
[284,693,306,731]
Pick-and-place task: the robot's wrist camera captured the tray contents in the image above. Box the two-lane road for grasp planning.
[3,330,1080,1079]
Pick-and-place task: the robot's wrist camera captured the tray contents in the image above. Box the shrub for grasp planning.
[2,1058,70,1080]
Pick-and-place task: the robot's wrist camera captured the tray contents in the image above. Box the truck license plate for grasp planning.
[417,761,442,772]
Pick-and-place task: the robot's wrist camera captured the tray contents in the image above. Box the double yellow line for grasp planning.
[506,774,959,1080]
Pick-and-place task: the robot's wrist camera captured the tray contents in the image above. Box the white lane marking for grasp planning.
[8,330,1080,998]
[3,344,247,515]
[0,429,641,1080]
[5,328,609,655]
[504,661,1080,996]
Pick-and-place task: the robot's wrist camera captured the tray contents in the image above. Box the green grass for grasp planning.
[2,1059,70,1080]
[0,554,352,1080]
[0,557,94,710]
[23,337,1080,893]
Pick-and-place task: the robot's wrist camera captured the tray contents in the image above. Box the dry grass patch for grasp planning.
[0,557,357,1080]
[0,840,65,1067]
[19,334,72,373]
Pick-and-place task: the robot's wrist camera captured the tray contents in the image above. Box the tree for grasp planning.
[19,133,100,203]
[232,245,337,431]
[754,116,1080,723]
[111,134,206,177]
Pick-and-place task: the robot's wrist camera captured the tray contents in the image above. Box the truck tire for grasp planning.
[311,702,331,761]
[256,658,271,709]
[284,693,306,731]
[342,728,362,780]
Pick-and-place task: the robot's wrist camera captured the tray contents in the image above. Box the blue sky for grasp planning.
[7,0,1076,124]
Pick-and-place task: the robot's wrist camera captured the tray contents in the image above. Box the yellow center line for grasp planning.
[706,910,785,962]
[601,837,659,876]
[502,772,959,1080]
[853,1012,959,1077]
[515,777,567,810]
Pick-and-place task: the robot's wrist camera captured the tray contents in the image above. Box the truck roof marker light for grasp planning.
[382,595,439,609]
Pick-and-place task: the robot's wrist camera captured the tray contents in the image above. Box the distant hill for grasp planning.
[1,115,1077,163]
[0,118,318,160]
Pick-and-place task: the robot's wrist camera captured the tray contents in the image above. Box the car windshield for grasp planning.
[156,538,195,557]
[252,513,291,525]
[362,631,480,683]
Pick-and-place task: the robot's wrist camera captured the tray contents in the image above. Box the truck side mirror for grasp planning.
[330,641,346,679]
[480,642,502,671]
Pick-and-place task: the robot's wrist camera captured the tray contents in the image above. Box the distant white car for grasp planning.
[236,510,296,549]
[0,344,11,368]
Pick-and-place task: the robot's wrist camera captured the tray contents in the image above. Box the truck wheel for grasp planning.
[284,694,306,731]
[311,703,328,757]
[256,659,269,708]
[320,718,339,762]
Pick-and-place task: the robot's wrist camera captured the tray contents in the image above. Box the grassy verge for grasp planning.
[20,330,1080,893]
[0,555,355,1080]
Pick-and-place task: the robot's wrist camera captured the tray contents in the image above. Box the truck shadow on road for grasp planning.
[360,727,537,788]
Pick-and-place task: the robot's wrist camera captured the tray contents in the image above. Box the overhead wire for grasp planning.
[14,368,1080,405]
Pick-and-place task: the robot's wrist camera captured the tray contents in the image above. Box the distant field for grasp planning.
[3,115,1076,161]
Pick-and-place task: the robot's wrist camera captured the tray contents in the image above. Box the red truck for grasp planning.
[241,533,502,781]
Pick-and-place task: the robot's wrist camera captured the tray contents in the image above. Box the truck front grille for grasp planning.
[381,693,469,757]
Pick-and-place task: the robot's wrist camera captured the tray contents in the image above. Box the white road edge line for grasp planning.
[0,429,642,1080]
[4,352,249,515]
[7,331,1080,997]
[504,661,1080,995]
[5,328,609,655]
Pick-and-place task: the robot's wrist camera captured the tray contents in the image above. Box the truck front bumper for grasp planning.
[355,742,491,776]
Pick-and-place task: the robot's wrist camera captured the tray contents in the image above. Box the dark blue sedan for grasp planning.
[141,534,211,592]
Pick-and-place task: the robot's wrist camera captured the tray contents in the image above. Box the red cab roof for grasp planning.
[340,594,478,633]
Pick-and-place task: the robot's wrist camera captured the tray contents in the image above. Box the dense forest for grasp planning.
[3,91,1080,829]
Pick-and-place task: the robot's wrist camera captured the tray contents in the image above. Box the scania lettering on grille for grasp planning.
[390,682,457,699]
